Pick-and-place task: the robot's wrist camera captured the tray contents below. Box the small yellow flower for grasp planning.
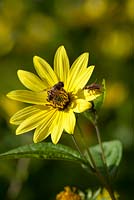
[56,186,81,200]
[7,46,100,144]
[96,188,119,200]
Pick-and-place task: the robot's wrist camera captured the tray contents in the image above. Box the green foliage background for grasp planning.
[0,0,133,199]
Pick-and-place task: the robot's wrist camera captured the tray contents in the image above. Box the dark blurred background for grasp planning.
[0,0,133,199]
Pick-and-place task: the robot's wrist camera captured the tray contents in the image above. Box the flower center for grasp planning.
[47,82,70,110]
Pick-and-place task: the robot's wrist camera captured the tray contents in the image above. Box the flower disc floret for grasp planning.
[47,82,70,110]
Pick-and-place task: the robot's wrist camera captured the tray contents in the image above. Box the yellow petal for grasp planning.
[54,46,69,87]
[63,110,76,134]
[17,70,47,91]
[51,111,64,144]
[78,88,101,101]
[66,53,89,92]
[83,89,101,101]
[16,109,50,135]
[7,90,47,105]
[72,99,92,113]
[10,106,41,125]
[33,56,58,87]
[71,65,94,92]
[33,109,57,143]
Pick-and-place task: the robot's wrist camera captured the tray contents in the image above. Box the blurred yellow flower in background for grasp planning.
[19,13,57,50]
[104,82,127,108]
[83,0,107,21]
[100,30,132,59]
[7,46,100,144]
[96,188,119,200]
[0,96,23,118]
[0,19,14,56]
[56,186,81,200]
[125,0,134,21]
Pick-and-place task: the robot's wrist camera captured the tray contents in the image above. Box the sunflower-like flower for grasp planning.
[7,46,100,144]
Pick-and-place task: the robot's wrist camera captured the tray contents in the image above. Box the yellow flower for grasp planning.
[96,188,119,200]
[7,46,100,144]
[56,186,81,200]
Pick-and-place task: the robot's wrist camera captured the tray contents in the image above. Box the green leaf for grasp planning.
[0,140,122,179]
[0,142,86,164]
[84,140,123,178]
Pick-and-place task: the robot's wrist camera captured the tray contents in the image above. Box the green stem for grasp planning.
[75,114,116,200]
[72,125,116,199]
[76,121,97,170]
[93,112,116,200]
[94,116,109,176]
[71,135,95,173]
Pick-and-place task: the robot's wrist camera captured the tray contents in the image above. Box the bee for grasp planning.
[47,81,64,101]
[53,81,64,90]
[84,83,102,97]
[84,83,101,90]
